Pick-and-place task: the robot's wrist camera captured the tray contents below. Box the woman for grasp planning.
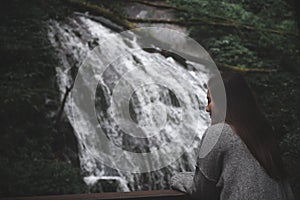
[171,72,294,200]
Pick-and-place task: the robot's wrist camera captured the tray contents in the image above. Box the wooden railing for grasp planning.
[0,190,191,200]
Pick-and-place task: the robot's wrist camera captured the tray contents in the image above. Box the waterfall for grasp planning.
[48,13,214,192]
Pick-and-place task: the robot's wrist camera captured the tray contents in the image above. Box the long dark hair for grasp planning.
[208,72,286,181]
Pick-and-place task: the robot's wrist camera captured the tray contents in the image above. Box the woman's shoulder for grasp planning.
[205,123,240,146]
[207,122,236,137]
[198,123,241,159]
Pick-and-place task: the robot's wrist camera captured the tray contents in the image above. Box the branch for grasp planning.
[125,0,188,12]
[216,62,277,73]
[62,0,136,30]
[55,84,73,126]
[120,0,235,24]
[126,17,300,38]
[123,0,234,24]
[121,0,298,37]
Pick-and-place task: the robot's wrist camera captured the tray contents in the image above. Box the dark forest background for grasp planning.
[0,0,299,198]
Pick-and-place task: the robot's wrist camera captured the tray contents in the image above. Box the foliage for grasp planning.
[0,156,85,196]
[0,0,86,197]
[202,34,266,68]
[169,0,300,198]
[76,0,127,17]
[170,0,300,71]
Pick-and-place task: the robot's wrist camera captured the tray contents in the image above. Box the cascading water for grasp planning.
[48,13,213,192]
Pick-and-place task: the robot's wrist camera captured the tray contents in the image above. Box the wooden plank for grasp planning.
[0,190,190,200]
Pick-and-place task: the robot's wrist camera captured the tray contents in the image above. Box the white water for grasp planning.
[48,13,211,192]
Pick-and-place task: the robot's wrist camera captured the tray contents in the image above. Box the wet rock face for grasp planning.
[89,179,122,192]
[52,118,80,166]
[49,13,210,192]
[124,1,187,32]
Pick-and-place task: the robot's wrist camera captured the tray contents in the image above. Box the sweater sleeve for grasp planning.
[171,123,226,199]
[170,168,219,200]
[196,123,225,182]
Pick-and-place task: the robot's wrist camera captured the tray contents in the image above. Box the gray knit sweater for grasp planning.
[171,123,295,200]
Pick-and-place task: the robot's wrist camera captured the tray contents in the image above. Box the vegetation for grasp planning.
[0,0,86,197]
